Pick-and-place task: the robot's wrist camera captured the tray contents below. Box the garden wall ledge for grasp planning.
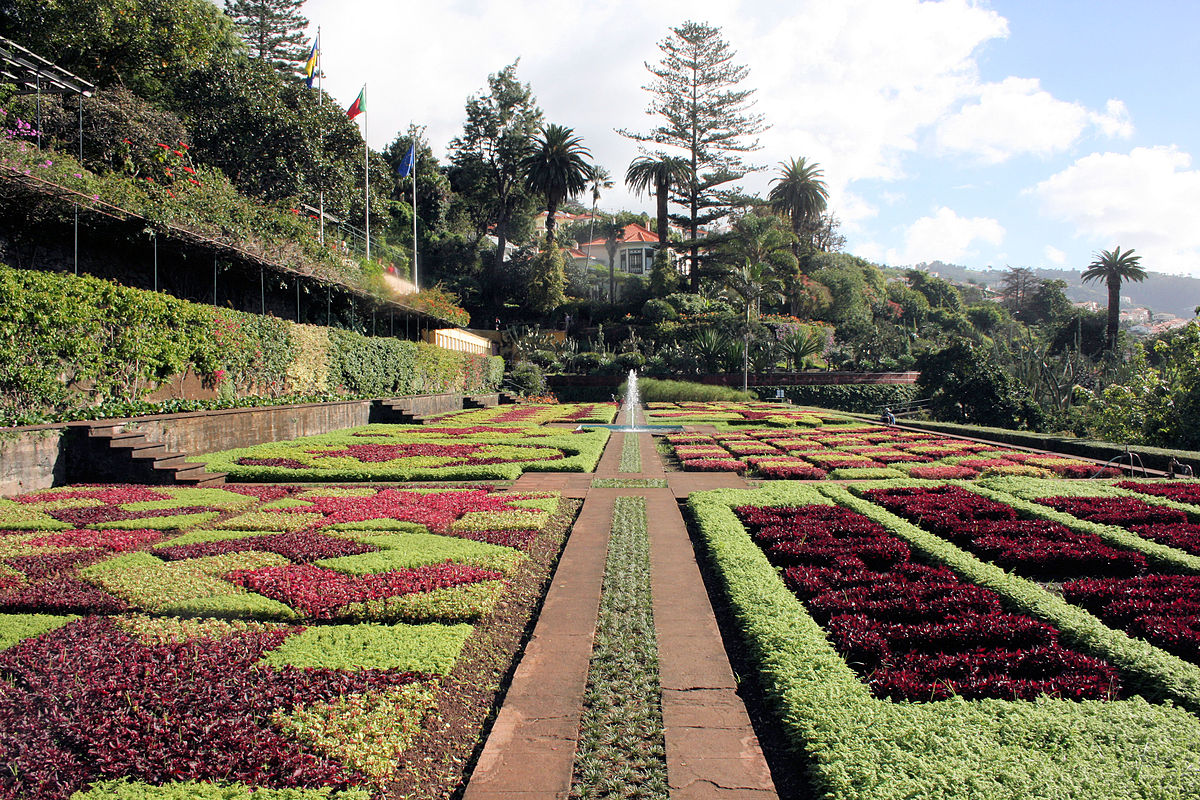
[549,372,920,388]
[0,393,471,495]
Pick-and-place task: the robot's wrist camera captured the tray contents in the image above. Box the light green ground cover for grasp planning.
[689,480,1200,799]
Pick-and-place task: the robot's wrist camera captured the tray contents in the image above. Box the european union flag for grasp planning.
[397,144,415,178]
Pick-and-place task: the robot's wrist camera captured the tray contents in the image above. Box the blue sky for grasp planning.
[294,0,1200,278]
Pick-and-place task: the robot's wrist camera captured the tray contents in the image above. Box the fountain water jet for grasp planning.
[578,370,683,433]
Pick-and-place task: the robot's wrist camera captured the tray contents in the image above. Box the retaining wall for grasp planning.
[0,393,467,495]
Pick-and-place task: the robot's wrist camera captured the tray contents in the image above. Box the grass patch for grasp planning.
[570,496,668,800]
[618,434,642,473]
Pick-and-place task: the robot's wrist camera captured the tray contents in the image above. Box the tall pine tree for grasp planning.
[619,20,768,292]
[224,0,309,73]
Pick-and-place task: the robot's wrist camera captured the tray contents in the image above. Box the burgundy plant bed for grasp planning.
[735,503,1122,701]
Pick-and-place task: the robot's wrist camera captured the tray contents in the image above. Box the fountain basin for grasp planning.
[578,424,683,433]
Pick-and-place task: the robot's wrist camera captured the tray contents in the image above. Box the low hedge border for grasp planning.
[688,481,1200,799]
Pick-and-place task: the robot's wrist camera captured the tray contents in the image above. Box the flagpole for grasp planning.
[316,27,324,246]
[410,125,418,291]
[364,84,370,263]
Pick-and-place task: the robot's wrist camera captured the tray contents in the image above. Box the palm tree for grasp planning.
[1082,246,1148,349]
[625,154,691,249]
[584,164,612,257]
[768,157,830,252]
[521,124,592,246]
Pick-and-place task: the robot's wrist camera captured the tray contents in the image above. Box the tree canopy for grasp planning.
[619,20,767,290]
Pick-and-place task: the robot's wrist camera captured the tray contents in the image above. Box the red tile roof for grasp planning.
[580,223,660,247]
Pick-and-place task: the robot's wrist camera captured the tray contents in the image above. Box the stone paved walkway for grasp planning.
[464,418,774,800]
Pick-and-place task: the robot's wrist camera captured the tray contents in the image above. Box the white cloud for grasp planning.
[296,0,1012,216]
[887,206,1005,265]
[936,78,1132,164]
[1030,146,1200,276]
[1044,245,1068,265]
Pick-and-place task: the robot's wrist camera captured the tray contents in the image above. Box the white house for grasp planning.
[572,223,667,276]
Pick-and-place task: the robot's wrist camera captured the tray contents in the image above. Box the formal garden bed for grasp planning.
[644,401,839,426]
[0,482,579,800]
[664,423,1118,480]
[427,403,618,427]
[688,479,1200,798]
[198,423,611,481]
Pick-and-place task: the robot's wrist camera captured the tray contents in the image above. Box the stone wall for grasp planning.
[0,393,466,495]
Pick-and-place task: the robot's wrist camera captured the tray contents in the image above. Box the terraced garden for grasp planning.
[3,400,1200,799]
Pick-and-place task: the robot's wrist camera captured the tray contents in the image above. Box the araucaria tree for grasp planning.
[522,124,592,246]
[223,0,309,72]
[448,62,543,305]
[1082,246,1147,349]
[620,20,768,292]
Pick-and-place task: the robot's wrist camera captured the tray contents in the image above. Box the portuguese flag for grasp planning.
[347,86,365,119]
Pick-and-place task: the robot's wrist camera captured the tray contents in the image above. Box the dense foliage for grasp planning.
[0,265,501,425]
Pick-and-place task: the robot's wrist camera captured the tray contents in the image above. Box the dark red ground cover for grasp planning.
[0,617,423,799]
[1128,523,1200,556]
[864,486,1147,579]
[154,530,375,563]
[1037,495,1191,527]
[227,562,503,618]
[1118,480,1200,505]
[0,576,127,614]
[236,457,307,469]
[1062,575,1200,663]
[47,506,219,527]
[735,503,1121,701]
[5,550,111,582]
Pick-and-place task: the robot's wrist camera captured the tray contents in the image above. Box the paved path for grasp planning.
[464,422,773,800]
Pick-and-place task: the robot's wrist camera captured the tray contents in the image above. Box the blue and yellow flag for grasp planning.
[304,34,320,89]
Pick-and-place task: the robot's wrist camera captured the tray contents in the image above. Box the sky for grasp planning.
[293,0,1200,279]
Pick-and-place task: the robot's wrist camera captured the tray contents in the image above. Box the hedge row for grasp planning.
[688,481,1200,799]
[0,264,502,425]
[776,384,917,412]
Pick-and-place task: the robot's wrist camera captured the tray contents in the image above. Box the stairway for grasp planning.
[371,399,432,424]
[86,424,227,486]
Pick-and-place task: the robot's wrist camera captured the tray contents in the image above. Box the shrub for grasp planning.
[631,378,755,403]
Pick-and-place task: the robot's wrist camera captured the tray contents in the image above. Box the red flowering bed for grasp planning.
[1117,480,1200,507]
[863,485,1147,579]
[735,503,1122,701]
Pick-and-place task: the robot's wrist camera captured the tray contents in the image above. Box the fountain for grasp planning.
[579,370,683,434]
